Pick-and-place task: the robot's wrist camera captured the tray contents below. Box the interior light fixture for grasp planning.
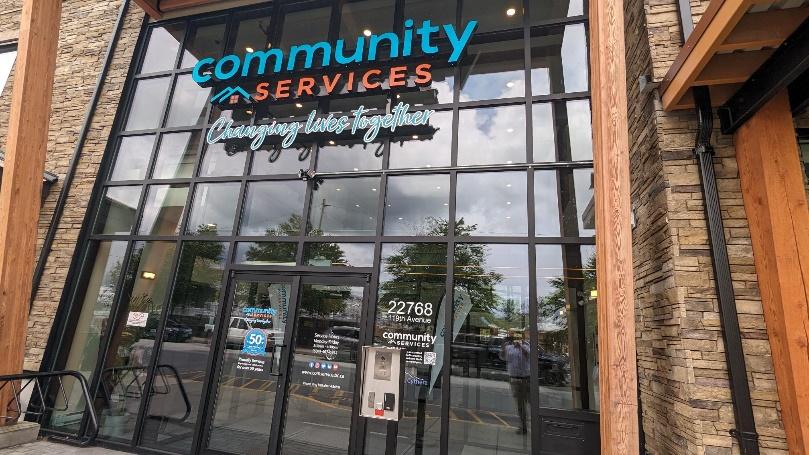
[295,102,303,108]
[506,7,517,16]
[412,135,419,139]
[506,81,515,88]
[328,140,336,145]
[245,47,255,53]
[141,271,156,280]
[363,29,372,37]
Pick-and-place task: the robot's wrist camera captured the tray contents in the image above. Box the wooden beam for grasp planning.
[0,0,61,421]
[718,7,809,52]
[735,89,809,455]
[672,84,744,109]
[589,0,638,451]
[132,0,228,18]
[694,50,774,86]
[133,0,162,19]
[661,0,754,110]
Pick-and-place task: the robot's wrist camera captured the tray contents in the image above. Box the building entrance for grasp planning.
[202,272,370,455]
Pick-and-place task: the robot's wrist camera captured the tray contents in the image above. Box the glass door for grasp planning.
[280,279,367,454]
[202,274,369,455]
[204,276,294,454]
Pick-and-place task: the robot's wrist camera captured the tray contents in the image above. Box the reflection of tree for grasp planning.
[537,251,596,350]
[171,240,226,312]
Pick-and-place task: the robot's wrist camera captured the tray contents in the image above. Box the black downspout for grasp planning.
[692,86,760,455]
[30,0,131,304]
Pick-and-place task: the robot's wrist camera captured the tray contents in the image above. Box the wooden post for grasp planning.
[735,90,809,455]
[589,0,640,452]
[0,0,61,421]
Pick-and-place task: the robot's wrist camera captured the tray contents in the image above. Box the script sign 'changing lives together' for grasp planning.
[192,18,479,149]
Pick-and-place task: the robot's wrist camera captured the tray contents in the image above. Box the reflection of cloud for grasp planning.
[456,171,527,236]
[389,111,453,168]
[535,171,560,236]
[458,105,526,165]
[187,183,240,235]
[384,174,449,235]
[562,25,588,93]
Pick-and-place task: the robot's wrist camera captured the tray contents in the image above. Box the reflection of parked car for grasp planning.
[226,316,283,350]
[323,326,359,361]
[146,319,193,343]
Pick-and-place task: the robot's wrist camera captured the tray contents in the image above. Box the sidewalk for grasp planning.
[0,440,128,454]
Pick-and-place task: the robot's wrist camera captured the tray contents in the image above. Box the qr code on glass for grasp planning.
[423,351,437,365]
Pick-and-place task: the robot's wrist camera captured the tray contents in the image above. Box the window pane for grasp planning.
[534,170,561,236]
[462,0,522,33]
[96,241,178,443]
[230,12,272,60]
[152,132,202,179]
[51,241,127,432]
[450,244,530,453]
[303,243,374,267]
[199,142,247,177]
[530,0,584,23]
[252,146,312,175]
[389,110,452,169]
[138,184,189,235]
[279,7,331,53]
[166,75,211,127]
[140,24,184,73]
[181,19,227,69]
[405,0,456,29]
[186,182,241,236]
[0,48,16,93]
[235,242,297,266]
[531,24,588,95]
[94,186,142,235]
[240,181,306,236]
[456,171,527,236]
[340,0,395,42]
[364,243,447,454]
[532,103,555,162]
[396,65,455,106]
[317,141,383,172]
[307,177,380,236]
[557,100,592,161]
[558,168,594,237]
[327,94,388,113]
[457,106,526,166]
[384,174,449,236]
[140,241,229,453]
[536,244,597,410]
[110,135,155,181]
[459,40,525,102]
[125,77,171,131]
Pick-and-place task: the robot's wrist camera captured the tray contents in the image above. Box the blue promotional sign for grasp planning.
[241,328,267,355]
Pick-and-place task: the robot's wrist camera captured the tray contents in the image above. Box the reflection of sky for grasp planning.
[534,171,561,236]
[309,178,380,235]
[573,168,594,236]
[139,185,188,235]
[318,142,383,172]
[166,75,211,127]
[140,26,182,73]
[153,133,197,179]
[566,100,592,160]
[456,171,527,236]
[126,78,170,131]
[384,174,450,235]
[562,25,589,93]
[187,183,240,235]
[252,147,311,175]
[0,50,16,93]
[111,135,154,181]
[533,104,555,162]
[389,110,452,168]
[200,143,247,177]
[240,181,306,235]
[458,105,526,165]
[535,245,563,299]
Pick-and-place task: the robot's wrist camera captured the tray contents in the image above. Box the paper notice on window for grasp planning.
[126,311,149,327]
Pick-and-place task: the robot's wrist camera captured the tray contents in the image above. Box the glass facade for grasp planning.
[50,1,596,454]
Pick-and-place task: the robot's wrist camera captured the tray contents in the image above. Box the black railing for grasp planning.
[100,364,192,422]
[0,370,99,446]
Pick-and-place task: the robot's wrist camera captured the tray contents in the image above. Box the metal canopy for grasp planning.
[660,0,809,111]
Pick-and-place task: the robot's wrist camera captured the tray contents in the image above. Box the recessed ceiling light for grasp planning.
[363,29,372,37]
[328,140,335,145]
[353,168,359,171]
[506,81,515,88]
[398,217,403,220]
[372,188,377,191]
[267,42,272,48]
[506,201,512,205]
[506,160,513,164]
[506,128,514,133]
[141,271,156,280]
[355,204,361,207]
[506,216,512,219]
[506,7,517,16]
[245,47,254,53]
[336,188,342,191]
[295,102,303,108]
[412,135,419,139]
[436,186,441,190]
[443,203,449,206]
[506,183,512,187]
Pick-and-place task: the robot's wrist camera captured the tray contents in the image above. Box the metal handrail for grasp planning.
[100,364,192,422]
[0,370,99,446]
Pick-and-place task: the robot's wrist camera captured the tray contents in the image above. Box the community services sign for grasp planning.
[192,18,478,149]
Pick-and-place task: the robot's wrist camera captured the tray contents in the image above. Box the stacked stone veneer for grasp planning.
[625,0,788,453]
[0,0,144,370]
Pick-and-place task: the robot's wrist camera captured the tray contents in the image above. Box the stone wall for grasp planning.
[0,0,144,370]
[625,0,788,453]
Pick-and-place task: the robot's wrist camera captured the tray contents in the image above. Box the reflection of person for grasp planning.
[500,329,530,434]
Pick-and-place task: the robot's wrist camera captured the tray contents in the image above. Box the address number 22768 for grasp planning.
[387,300,433,316]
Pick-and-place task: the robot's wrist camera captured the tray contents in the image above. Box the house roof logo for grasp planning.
[211,86,252,104]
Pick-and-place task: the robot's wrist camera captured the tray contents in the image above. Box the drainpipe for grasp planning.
[30,0,131,304]
[692,86,760,455]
